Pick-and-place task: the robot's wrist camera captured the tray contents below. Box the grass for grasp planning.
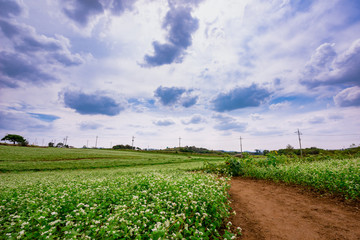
[0,145,224,172]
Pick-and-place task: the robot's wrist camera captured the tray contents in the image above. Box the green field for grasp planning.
[0,145,224,172]
[0,146,240,239]
[205,152,360,200]
[2,145,358,239]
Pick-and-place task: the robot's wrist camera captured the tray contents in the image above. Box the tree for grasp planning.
[1,134,27,145]
[286,144,294,150]
[56,142,64,148]
[113,144,133,150]
[254,149,262,155]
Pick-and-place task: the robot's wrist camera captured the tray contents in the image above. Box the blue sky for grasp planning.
[0,0,360,150]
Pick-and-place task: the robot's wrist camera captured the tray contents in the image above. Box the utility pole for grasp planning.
[296,129,303,158]
[132,136,135,150]
[178,137,181,148]
[95,136,98,148]
[239,136,243,153]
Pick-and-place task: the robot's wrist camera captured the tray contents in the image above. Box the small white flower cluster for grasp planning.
[0,169,233,239]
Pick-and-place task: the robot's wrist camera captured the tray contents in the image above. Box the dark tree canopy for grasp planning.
[1,134,27,145]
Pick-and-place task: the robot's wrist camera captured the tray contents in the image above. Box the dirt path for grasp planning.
[229,177,360,240]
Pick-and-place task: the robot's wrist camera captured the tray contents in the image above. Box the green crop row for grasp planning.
[0,169,236,239]
[204,154,360,199]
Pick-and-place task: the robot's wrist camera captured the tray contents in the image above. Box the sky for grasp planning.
[0,0,360,151]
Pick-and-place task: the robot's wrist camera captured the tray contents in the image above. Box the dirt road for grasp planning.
[229,177,360,240]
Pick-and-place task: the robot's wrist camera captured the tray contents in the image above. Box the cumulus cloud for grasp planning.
[0,0,23,18]
[62,0,104,26]
[212,114,247,132]
[61,0,137,26]
[305,43,336,74]
[181,96,198,108]
[143,3,200,67]
[0,51,57,87]
[110,0,135,15]
[154,86,186,106]
[0,20,83,66]
[144,42,182,66]
[182,115,205,125]
[154,86,198,108]
[0,18,84,88]
[63,90,124,116]
[212,84,271,112]
[301,39,360,88]
[333,39,360,86]
[334,86,360,107]
[153,119,175,126]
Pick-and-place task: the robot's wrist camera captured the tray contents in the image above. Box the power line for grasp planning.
[304,134,359,137]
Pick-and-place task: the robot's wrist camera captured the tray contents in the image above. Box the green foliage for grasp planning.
[1,134,27,146]
[202,154,251,176]
[0,170,234,239]
[225,157,245,176]
[113,144,133,150]
[277,146,360,158]
[178,146,213,154]
[203,151,360,200]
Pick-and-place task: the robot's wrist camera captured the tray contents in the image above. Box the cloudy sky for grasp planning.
[1,0,360,151]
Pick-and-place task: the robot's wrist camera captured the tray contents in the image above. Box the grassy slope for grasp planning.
[0,145,224,172]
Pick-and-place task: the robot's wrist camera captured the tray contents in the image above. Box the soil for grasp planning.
[229,177,360,240]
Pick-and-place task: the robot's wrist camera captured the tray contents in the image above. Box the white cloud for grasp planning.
[269,101,291,111]
[334,86,360,107]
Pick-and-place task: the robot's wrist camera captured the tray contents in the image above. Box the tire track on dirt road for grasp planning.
[229,177,360,240]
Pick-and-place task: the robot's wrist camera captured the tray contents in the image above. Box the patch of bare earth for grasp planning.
[229,177,360,240]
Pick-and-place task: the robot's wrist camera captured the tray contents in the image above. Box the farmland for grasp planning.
[0,146,224,172]
[0,146,238,239]
[1,145,359,239]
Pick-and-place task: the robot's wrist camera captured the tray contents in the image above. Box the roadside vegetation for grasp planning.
[203,148,360,200]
